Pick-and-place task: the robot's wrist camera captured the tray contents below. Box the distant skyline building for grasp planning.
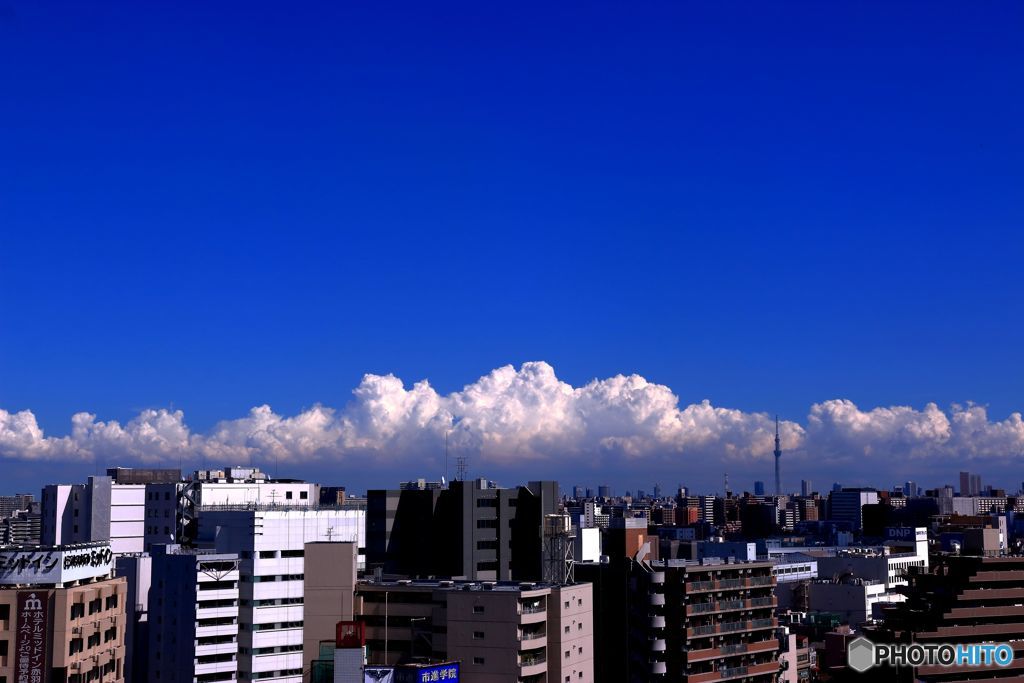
[597,485,611,499]
[754,481,766,496]
[959,470,983,496]
[801,479,812,497]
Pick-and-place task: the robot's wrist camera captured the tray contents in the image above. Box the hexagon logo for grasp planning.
[847,637,876,673]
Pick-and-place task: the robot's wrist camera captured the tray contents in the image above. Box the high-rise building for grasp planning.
[827,488,879,532]
[355,579,594,683]
[869,554,1024,681]
[366,479,558,581]
[148,545,241,683]
[800,480,812,497]
[0,541,127,683]
[194,507,365,683]
[0,493,35,519]
[1,503,41,545]
[959,471,983,497]
[577,557,779,683]
[754,481,766,496]
[597,485,611,499]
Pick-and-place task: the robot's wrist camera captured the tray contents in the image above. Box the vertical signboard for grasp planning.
[15,591,48,683]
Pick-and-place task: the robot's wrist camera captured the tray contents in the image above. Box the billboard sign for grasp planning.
[364,668,394,683]
[395,663,460,683]
[886,527,926,543]
[15,591,49,683]
[0,544,113,585]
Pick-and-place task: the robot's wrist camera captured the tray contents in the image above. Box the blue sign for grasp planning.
[887,527,914,540]
[395,663,460,683]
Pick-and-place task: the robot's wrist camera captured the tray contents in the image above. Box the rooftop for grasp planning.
[359,579,564,592]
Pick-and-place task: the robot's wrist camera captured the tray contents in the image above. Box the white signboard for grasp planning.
[0,544,113,585]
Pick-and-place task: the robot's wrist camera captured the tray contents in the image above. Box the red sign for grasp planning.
[15,591,48,683]
[336,620,365,648]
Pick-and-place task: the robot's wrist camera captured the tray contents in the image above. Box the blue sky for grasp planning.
[1,1,1022,494]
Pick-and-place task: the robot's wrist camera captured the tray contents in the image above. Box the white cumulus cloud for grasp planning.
[2,362,1024,475]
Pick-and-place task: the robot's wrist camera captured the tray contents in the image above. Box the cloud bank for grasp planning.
[2,362,1023,476]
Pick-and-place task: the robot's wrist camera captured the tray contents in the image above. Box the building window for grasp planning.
[473,658,485,666]
[565,651,570,659]
[300,491,308,500]
[69,638,84,655]
[473,631,484,640]
[259,551,276,559]
[473,606,485,614]
[564,626,569,633]
[286,491,293,500]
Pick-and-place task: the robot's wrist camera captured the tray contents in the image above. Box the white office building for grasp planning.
[42,476,148,554]
[196,508,365,683]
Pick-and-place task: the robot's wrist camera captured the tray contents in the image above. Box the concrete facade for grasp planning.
[0,542,127,683]
[149,545,241,683]
[355,580,595,683]
[302,542,358,683]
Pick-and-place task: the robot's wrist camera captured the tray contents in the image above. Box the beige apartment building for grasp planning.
[0,542,127,683]
[356,579,594,683]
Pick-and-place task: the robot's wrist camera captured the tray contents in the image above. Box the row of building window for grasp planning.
[67,628,117,656]
[69,594,118,620]
[246,668,303,680]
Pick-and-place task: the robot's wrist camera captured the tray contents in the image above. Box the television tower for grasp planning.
[774,415,782,496]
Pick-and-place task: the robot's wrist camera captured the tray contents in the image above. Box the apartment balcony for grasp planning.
[519,652,547,678]
[519,630,547,649]
[518,599,547,625]
[649,615,666,629]
[650,637,666,652]
[686,597,777,616]
[687,661,778,683]
[650,571,665,585]
[686,639,778,663]
[686,618,777,639]
[649,661,667,675]
[649,592,665,606]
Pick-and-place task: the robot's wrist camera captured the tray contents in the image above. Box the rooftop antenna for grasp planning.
[456,454,468,482]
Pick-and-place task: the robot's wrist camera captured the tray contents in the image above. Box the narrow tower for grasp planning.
[774,415,782,496]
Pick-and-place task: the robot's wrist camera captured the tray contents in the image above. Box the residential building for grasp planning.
[148,545,240,683]
[577,558,779,683]
[355,579,594,683]
[868,554,1024,681]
